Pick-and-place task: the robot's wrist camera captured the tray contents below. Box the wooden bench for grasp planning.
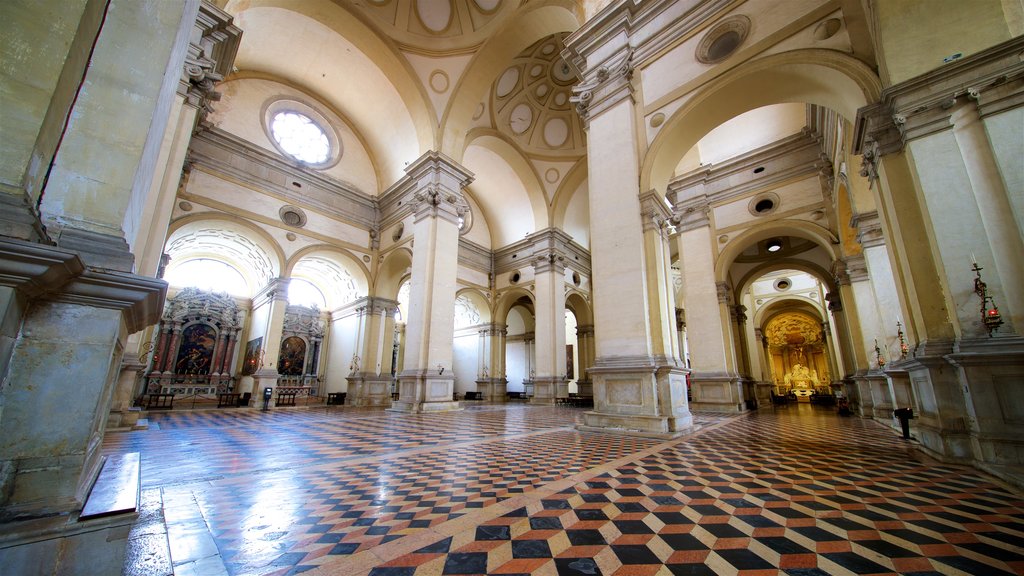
[507,391,524,400]
[463,391,481,401]
[217,393,241,408]
[145,393,174,410]
[326,392,346,405]
[276,391,297,406]
[80,452,140,520]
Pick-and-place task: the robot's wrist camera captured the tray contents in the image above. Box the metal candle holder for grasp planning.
[972,262,1004,336]
[896,321,909,360]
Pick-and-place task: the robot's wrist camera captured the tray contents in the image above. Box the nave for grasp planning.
[105,404,1024,576]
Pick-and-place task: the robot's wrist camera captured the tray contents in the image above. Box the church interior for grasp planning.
[1,0,1023,574]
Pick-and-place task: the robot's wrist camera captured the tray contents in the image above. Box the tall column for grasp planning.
[673,204,742,413]
[390,152,473,413]
[249,278,290,404]
[346,297,399,407]
[476,324,507,401]
[562,32,690,434]
[852,39,1024,463]
[575,324,595,397]
[531,241,568,404]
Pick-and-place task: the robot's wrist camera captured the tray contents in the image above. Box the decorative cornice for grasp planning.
[188,128,377,228]
[458,238,493,273]
[843,254,869,283]
[853,35,1024,174]
[0,238,167,333]
[667,130,828,207]
[379,151,474,226]
[180,2,241,121]
[493,228,591,276]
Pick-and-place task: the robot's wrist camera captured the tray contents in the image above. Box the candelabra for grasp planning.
[896,321,909,360]
[874,338,885,369]
[972,262,1004,336]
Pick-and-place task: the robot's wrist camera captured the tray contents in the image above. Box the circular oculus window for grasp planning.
[263,99,342,169]
[696,15,751,64]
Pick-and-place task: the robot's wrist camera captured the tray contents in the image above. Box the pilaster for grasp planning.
[345,297,399,407]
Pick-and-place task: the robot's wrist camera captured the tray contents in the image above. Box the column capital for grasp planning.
[180,3,241,121]
[851,210,885,249]
[576,324,595,337]
[716,282,732,304]
[532,251,567,275]
[381,150,475,225]
[639,190,674,235]
[253,277,290,307]
[672,196,711,232]
[566,47,634,125]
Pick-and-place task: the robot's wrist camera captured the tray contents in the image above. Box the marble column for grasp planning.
[390,152,473,413]
[250,278,290,405]
[575,324,595,397]
[562,36,690,434]
[475,324,507,402]
[674,208,742,413]
[346,297,399,407]
[852,40,1024,463]
[531,249,568,404]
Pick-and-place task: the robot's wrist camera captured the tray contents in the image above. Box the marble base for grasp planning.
[580,357,692,435]
[688,372,746,413]
[475,378,507,402]
[531,376,568,404]
[389,371,461,413]
[347,373,394,407]
[0,511,135,576]
[946,336,1024,465]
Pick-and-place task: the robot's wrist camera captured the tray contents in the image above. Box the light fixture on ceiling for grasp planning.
[766,238,783,253]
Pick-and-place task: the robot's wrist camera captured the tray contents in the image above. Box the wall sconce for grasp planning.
[972,262,1004,336]
[766,238,783,253]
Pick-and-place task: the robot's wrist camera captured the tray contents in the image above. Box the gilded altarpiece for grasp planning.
[765,312,831,397]
[277,305,325,394]
[145,288,243,395]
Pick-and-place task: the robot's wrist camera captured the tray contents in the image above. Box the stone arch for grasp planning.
[642,49,881,195]
[564,291,593,326]
[164,214,285,296]
[284,245,371,310]
[455,287,492,325]
[495,287,537,324]
[375,248,414,300]
[715,220,840,283]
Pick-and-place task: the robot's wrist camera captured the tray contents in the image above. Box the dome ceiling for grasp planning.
[353,0,517,54]
[490,33,585,158]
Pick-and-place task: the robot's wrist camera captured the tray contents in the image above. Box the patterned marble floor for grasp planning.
[106,403,1024,576]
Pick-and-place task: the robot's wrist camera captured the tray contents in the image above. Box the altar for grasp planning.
[781,363,820,400]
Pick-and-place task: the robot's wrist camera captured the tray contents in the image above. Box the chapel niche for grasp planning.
[764,311,832,397]
[145,288,243,395]
[276,305,326,393]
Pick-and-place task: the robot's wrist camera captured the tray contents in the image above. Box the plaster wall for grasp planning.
[209,78,378,195]
[185,170,370,247]
[453,331,479,395]
[875,0,1014,85]
[506,340,526,392]
[984,107,1024,233]
[326,313,358,393]
[712,176,822,230]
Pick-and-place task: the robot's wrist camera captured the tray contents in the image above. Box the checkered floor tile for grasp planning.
[106,403,1024,576]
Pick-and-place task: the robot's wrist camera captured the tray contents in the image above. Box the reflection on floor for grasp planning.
[105,403,1024,576]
